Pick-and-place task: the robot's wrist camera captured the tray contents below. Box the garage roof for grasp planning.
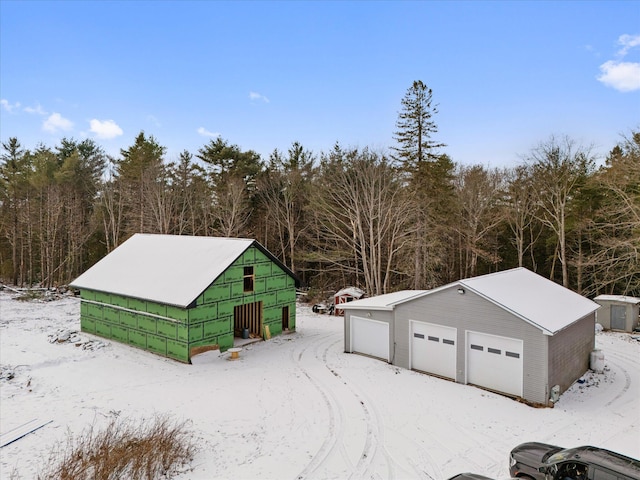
[458,268,599,335]
[341,268,599,335]
[594,294,640,305]
[70,234,297,308]
[337,290,427,311]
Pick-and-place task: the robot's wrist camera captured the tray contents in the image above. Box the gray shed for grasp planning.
[340,268,600,406]
[593,295,640,332]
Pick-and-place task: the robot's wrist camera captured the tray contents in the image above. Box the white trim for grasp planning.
[81,299,185,324]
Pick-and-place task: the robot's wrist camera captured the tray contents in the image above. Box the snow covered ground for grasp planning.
[0,291,638,480]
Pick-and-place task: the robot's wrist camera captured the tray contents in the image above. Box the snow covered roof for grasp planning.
[341,268,600,335]
[594,295,640,305]
[339,290,427,311]
[70,234,296,308]
[457,268,600,335]
[334,287,365,299]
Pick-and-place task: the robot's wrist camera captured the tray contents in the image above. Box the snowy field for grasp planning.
[0,291,638,480]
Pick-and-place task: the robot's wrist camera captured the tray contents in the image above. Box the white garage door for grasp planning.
[350,316,390,361]
[466,331,523,397]
[411,321,457,380]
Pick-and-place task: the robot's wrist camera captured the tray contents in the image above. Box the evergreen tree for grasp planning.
[392,80,445,168]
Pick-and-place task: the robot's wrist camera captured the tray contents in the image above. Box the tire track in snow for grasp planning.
[293,331,355,479]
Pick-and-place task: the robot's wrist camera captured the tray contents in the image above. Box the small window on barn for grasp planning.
[428,336,439,342]
[470,344,483,351]
[243,266,254,292]
[488,347,501,355]
[443,339,455,346]
[505,351,520,359]
[414,333,425,339]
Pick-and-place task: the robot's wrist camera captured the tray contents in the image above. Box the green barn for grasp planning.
[70,234,299,363]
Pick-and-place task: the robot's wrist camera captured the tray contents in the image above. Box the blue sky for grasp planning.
[1,1,639,167]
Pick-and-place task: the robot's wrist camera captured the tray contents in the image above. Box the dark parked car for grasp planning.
[447,474,497,480]
[509,442,640,480]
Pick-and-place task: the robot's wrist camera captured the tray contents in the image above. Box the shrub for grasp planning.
[37,415,197,480]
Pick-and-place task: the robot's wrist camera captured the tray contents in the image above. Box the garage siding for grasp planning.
[394,286,549,404]
[344,311,394,358]
[547,313,595,395]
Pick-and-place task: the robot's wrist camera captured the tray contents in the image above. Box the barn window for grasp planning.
[488,348,501,354]
[505,351,520,359]
[443,339,455,345]
[243,266,254,292]
[428,336,439,342]
[470,344,483,351]
[414,333,425,339]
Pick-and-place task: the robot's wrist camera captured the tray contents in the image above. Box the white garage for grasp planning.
[350,316,389,361]
[411,321,457,379]
[341,268,600,406]
[466,331,523,397]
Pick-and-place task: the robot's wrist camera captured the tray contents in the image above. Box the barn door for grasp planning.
[234,301,263,337]
[611,305,626,330]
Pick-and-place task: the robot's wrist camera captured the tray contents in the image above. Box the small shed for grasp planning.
[340,268,599,406]
[334,286,365,315]
[70,234,299,363]
[593,295,640,332]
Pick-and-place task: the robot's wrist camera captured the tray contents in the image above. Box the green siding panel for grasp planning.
[95,320,111,337]
[189,323,204,342]
[81,317,96,333]
[241,249,255,263]
[218,333,234,351]
[167,340,188,362]
[147,334,167,355]
[177,324,189,342]
[189,304,217,323]
[94,291,111,303]
[129,330,147,348]
[166,305,188,322]
[217,300,236,317]
[157,319,178,339]
[254,278,266,294]
[109,294,128,308]
[203,318,231,337]
[255,263,272,276]
[277,290,296,304]
[119,310,138,328]
[81,302,89,315]
[111,325,129,342]
[266,276,287,290]
[80,290,96,301]
[231,281,245,298]
[262,292,278,307]
[137,316,157,334]
[103,306,120,323]
[86,303,103,319]
[147,302,167,317]
[128,298,147,312]
[204,284,230,304]
[224,266,243,283]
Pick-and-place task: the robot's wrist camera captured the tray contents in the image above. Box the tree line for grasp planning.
[1,81,638,298]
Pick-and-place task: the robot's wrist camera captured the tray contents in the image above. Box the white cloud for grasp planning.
[1,99,21,113]
[24,104,47,115]
[43,113,73,133]
[617,34,640,56]
[597,33,640,92]
[597,60,640,92]
[249,91,270,103]
[89,119,123,139]
[197,127,220,137]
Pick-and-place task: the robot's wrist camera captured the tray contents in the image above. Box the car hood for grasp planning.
[512,442,563,466]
